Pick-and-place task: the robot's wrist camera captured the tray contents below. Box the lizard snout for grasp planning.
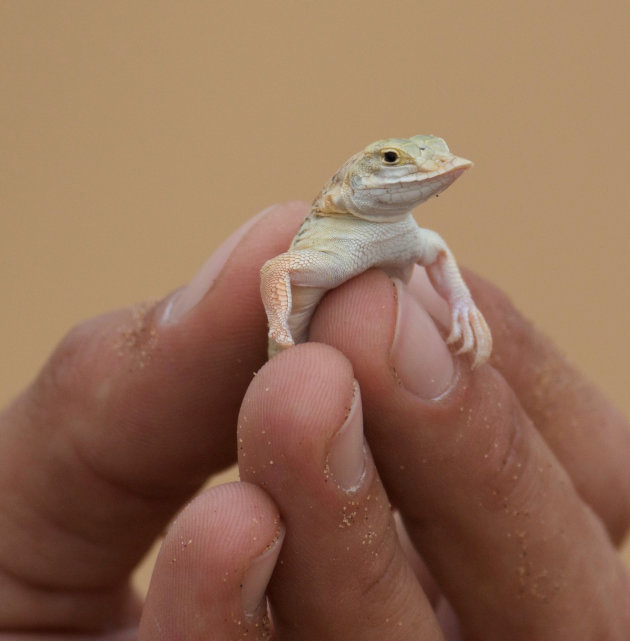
[417,152,473,173]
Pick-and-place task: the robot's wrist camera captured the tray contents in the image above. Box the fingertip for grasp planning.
[311,270,456,399]
[140,482,283,640]
[239,342,356,454]
[309,270,395,373]
[165,482,282,555]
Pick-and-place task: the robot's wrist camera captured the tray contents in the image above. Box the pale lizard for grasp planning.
[260,134,492,367]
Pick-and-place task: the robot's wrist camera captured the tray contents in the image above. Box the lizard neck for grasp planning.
[311,182,413,223]
[310,153,357,216]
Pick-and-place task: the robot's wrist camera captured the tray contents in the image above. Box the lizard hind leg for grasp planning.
[266,285,326,359]
[260,256,295,350]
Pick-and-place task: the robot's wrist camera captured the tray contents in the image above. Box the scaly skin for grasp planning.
[260,134,492,367]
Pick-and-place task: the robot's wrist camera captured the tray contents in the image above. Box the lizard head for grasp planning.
[329,135,472,222]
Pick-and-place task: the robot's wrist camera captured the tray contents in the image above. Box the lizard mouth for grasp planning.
[387,155,472,190]
[351,155,473,214]
[423,158,472,184]
[423,166,469,196]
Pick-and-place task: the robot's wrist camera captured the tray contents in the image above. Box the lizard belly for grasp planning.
[285,231,417,348]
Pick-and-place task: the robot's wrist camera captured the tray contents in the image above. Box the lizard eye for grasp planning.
[382,150,400,164]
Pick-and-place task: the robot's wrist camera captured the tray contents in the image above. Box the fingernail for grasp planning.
[160,205,278,324]
[391,279,454,398]
[242,525,285,618]
[327,381,366,492]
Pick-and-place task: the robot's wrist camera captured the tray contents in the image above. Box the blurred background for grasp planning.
[2,1,629,591]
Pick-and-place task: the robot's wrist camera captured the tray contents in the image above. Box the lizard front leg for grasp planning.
[415,229,492,368]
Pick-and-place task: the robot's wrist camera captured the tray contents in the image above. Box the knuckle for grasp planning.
[15,318,101,430]
[477,405,540,513]
[441,370,544,515]
[356,519,411,606]
[33,303,156,409]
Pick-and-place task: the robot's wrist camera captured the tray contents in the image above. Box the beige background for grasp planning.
[2,1,629,593]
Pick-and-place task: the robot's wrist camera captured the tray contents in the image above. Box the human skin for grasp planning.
[0,202,628,640]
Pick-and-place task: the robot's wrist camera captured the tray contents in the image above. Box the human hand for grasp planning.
[0,204,299,638]
[1,203,628,639]
[249,257,628,639]
[234,205,630,638]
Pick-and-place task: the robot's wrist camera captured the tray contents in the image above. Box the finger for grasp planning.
[404,266,630,544]
[139,482,283,641]
[0,202,307,629]
[394,511,440,606]
[310,271,630,639]
[238,344,444,641]
[461,269,630,543]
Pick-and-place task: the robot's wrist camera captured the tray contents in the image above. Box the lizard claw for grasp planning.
[447,299,492,368]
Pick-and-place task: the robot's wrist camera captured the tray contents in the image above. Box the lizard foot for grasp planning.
[446,299,492,368]
[267,324,295,359]
[268,326,295,349]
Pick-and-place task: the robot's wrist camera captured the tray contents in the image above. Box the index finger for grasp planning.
[0,202,307,629]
